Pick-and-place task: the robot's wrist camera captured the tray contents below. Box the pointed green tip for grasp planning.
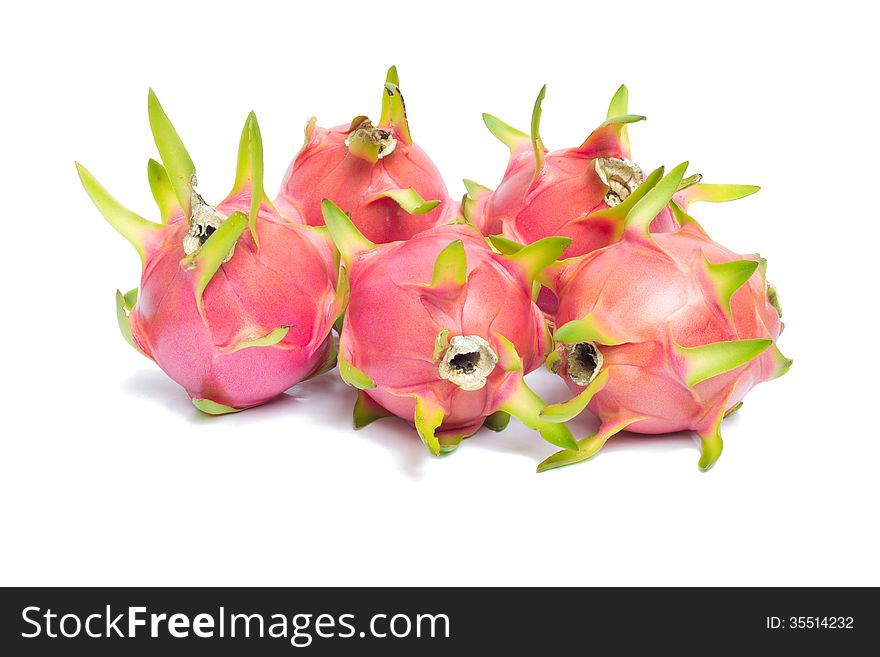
[577,111,644,156]
[537,417,635,472]
[438,435,466,454]
[462,178,491,199]
[338,348,376,390]
[536,434,604,472]
[372,188,440,215]
[723,401,744,418]
[624,161,688,236]
[586,164,664,228]
[147,158,179,223]
[244,112,266,245]
[122,287,138,311]
[233,114,255,191]
[678,338,773,388]
[493,333,523,372]
[115,288,145,356]
[530,85,547,179]
[302,115,317,143]
[486,234,525,255]
[536,448,582,473]
[669,161,689,180]
[698,431,724,471]
[703,256,760,317]
[540,369,609,422]
[498,378,578,451]
[607,84,629,119]
[483,411,511,432]
[77,162,162,263]
[378,70,411,144]
[430,240,468,288]
[770,344,793,380]
[506,236,571,284]
[320,199,375,268]
[192,398,244,415]
[225,326,290,354]
[333,265,350,324]
[580,84,636,154]
[767,282,783,316]
[386,65,399,86]
[353,389,392,429]
[414,396,443,456]
[600,114,647,127]
[482,113,530,156]
[147,88,195,216]
[678,183,761,209]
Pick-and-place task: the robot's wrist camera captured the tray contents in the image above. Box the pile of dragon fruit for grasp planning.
[77,67,790,472]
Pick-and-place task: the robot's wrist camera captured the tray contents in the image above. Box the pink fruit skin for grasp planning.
[131,197,340,410]
[552,224,785,435]
[342,225,549,437]
[276,123,455,244]
[488,139,677,258]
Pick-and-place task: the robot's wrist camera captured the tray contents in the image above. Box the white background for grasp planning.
[2,0,878,586]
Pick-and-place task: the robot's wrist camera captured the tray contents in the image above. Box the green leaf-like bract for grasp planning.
[147,89,196,217]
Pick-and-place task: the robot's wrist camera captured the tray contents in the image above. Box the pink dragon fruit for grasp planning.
[77,91,343,414]
[464,85,759,256]
[276,66,455,244]
[320,200,577,454]
[529,163,791,471]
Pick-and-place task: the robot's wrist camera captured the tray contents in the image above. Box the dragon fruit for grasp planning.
[529,163,791,471]
[464,85,759,256]
[320,200,577,455]
[276,66,455,244]
[76,91,343,414]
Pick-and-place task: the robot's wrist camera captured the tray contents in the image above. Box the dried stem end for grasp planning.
[183,193,236,263]
[438,335,498,391]
[565,341,604,386]
[595,157,644,207]
[345,119,397,159]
